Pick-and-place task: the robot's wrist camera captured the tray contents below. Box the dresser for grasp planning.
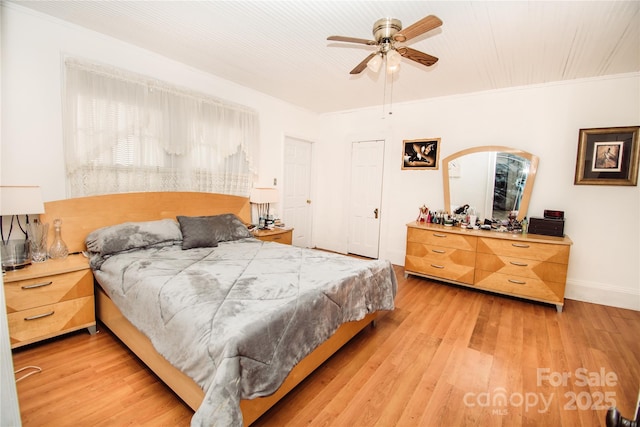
[405,222,572,311]
[4,254,96,348]
[252,227,293,245]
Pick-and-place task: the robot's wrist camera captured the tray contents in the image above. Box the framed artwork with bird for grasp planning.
[402,138,440,170]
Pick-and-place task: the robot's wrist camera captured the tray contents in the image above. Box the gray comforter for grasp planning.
[92,238,397,426]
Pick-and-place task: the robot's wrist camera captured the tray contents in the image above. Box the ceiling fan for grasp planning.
[327,15,443,75]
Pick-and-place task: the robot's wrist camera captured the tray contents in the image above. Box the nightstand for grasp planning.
[252,227,293,245]
[3,254,96,349]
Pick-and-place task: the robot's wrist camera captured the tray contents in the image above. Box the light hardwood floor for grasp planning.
[12,265,640,426]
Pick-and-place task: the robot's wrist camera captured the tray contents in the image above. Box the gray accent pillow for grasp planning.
[85,219,182,256]
[177,214,252,248]
[177,216,220,249]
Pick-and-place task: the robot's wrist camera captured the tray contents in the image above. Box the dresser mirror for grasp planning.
[442,146,539,221]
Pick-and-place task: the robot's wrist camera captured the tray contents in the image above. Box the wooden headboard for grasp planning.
[40,192,251,253]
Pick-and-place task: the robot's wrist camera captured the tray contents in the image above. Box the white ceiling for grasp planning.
[10,1,640,113]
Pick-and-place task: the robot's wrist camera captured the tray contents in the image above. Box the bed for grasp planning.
[40,192,397,426]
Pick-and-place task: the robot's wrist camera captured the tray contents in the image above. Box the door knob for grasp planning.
[374,208,379,219]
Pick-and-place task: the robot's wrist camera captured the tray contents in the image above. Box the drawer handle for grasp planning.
[432,233,447,238]
[511,243,530,248]
[21,281,53,290]
[509,261,528,267]
[430,264,445,269]
[24,311,55,321]
[432,249,446,254]
[508,279,526,285]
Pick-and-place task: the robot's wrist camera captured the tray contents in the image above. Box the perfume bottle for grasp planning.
[48,218,69,259]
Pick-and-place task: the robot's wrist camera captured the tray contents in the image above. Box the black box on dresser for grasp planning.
[528,217,565,237]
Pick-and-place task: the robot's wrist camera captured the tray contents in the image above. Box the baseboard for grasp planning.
[565,278,640,311]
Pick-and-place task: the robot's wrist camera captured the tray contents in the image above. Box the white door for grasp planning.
[283,137,313,247]
[348,140,384,258]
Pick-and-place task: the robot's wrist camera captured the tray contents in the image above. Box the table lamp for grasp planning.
[249,187,279,229]
[0,186,45,270]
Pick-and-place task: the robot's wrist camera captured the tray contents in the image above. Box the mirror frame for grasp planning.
[442,146,539,221]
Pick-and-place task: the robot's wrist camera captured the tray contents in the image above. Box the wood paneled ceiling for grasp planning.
[9,1,640,113]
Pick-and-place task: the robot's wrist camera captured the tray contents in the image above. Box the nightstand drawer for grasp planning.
[8,296,96,347]
[254,228,293,245]
[3,255,96,348]
[5,269,94,313]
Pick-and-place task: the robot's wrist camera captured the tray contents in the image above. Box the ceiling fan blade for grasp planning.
[327,35,378,46]
[394,15,443,42]
[350,53,377,75]
[397,47,439,67]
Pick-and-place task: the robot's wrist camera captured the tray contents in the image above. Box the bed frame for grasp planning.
[40,192,378,425]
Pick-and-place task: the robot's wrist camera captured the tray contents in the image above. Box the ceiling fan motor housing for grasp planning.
[372,18,402,42]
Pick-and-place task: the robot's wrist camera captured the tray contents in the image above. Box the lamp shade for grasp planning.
[367,54,382,73]
[386,49,402,73]
[0,186,45,215]
[249,187,279,204]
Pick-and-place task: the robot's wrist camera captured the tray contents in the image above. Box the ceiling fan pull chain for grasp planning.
[382,56,394,116]
[389,71,394,116]
[382,57,389,116]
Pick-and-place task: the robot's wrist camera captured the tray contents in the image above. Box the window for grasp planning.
[63,59,259,197]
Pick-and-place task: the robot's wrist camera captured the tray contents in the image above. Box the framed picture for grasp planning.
[574,126,639,186]
[402,138,440,170]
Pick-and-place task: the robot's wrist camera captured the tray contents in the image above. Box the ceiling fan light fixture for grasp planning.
[328,14,443,115]
[366,53,383,72]
[386,49,401,66]
[386,49,402,72]
[387,62,400,73]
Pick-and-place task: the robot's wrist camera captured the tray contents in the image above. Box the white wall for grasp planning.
[315,74,640,311]
[0,3,319,200]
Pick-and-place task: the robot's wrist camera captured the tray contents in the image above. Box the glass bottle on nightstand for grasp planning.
[48,218,69,259]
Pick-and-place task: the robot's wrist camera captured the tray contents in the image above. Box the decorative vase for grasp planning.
[27,219,49,263]
[48,218,69,259]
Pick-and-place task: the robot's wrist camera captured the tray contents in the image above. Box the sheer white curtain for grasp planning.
[63,58,259,197]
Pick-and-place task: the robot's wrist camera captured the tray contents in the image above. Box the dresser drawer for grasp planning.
[8,296,96,347]
[407,227,477,251]
[258,231,292,245]
[405,242,475,284]
[475,253,568,283]
[477,237,570,264]
[5,269,94,313]
[474,270,565,304]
